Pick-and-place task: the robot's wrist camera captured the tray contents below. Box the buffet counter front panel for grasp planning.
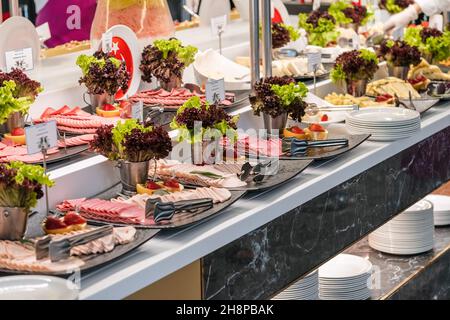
[77,103,450,300]
[202,127,450,299]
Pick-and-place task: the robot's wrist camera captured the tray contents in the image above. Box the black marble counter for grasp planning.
[201,128,450,300]
[347,227,450,300]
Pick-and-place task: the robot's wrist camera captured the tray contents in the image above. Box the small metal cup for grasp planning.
[263,112,288,136]
[0,207,29,240]
[0,112,25,134]
[160,76,182,91]
[84,92,115,113]
[117,160,150,196]
[388,65,409,81]
[346,79,368,97]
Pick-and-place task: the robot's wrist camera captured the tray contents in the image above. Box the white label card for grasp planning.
[36,22,51,42]
[312,0,321,11]
[132,101,144,122]
[25,121,58,155]
[102,32,113,53]
[5,48,34,72]
[206,78,225,104]
[307,52,321,73]
[211,15,227,36]
[351,33,360,49]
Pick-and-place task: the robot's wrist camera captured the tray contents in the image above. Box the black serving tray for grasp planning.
[0,225,159,276]
[86,189,247,229]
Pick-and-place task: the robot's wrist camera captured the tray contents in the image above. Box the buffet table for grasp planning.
[75,99,449,300]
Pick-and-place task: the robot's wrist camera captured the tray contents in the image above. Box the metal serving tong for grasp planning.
[305,103,359,116]
[145,198,214,223]
[238,160,272,183]
[282,138,349,155]
[394,93,416,111]
[35,225,114,262]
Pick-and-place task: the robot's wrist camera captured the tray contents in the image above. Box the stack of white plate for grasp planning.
[368,200,434,255]
[425,194,450,226]
[318,254,372,300]
[272,270,319,300]
[346,107,421,141]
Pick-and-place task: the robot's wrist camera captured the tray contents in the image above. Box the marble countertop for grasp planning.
[347,226,450,300]
[76,101,450,300]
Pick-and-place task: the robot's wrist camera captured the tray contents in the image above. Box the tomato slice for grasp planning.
[164,179,180,189]
[321,114,329,122]
[146,181,162,190]
[63,212,87,226]
[290,126,304,134]
[45,217,68,230]
[103,103,117,111]
[309,124,326,132]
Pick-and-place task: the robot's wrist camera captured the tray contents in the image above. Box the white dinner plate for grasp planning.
[346,107,420,123]
[319,254,372,279]
[0,276,79,300]
[424,195,450,212]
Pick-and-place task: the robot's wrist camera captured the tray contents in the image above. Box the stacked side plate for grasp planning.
[424,195,450,226]
[272,271,319,300]
[346,107,421,141]
[318,254,372,300]
[368,200,434,255]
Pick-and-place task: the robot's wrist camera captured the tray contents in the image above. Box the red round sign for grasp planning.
[110,36,134,99]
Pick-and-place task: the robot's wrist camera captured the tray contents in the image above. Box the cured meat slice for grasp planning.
[40,107,56,119]
[50,105,71,116]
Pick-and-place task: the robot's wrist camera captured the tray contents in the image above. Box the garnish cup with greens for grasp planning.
[0,69,42,132]
[90,119,172,194]
[379,39,422,80]
[298,10,340,47]
[0,161,54,240]
[140,38,198,90]
[170,96,239,164]
[404,27,450,64]
[250,76,308,135]
[76,51,130,109]
[329,1,373,31]
[378,0,413,14]
[331,49,379,97]
[270,23,300,50]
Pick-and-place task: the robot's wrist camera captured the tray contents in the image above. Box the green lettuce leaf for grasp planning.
[153,39,198,67]
[270,82,308,107]
[329,1,353,25]
[111,119,152,157]
[0,80,32,124]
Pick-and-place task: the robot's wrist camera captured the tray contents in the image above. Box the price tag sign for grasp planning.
[5,48,34,72]
[206,78,225,104]
[36,22,51,42]
[25,121,58,155]
[392,27,404,41]
[211,15,227,36]
[307,52,321,73]
[102,32,113,53]
[131,100,144,122]
[351,33,360,49]
[312,0,321,10]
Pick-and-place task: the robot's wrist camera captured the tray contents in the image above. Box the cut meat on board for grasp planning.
[130,88,235,109]
[35,106,119,134]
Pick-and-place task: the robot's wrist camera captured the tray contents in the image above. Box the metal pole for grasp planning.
[8,0,20,16]
[249,0,260,89]
[261,0,272,77]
